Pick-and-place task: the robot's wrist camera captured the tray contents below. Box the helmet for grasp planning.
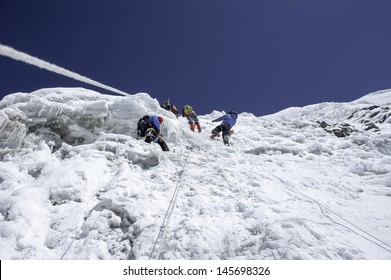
[157,116,164,123]
[184,105,193,114]
[228,111,237,118]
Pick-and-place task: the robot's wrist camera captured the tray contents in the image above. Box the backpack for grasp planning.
[137,115,151,138]
[162,101,172,111]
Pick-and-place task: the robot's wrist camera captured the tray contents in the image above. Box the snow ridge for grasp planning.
[0,88,390,260]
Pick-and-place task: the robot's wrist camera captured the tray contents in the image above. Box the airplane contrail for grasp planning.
[0,43,131,96]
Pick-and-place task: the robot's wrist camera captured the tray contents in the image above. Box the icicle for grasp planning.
[38,104,46,117]
[56,107,61,116]
[2,131,14,149]
[11,128,20,140]
[0,120,9,135]
[17,126,26,138]
[16,130,26,150]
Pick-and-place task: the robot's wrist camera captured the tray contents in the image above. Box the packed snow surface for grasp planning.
[0,88,390,260]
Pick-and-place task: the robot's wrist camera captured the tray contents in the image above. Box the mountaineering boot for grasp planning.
[223,134,230,146]
[196,123,202,133]
[157,138,169,151]
[190,123,195,132]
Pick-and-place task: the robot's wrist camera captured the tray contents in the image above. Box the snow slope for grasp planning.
[0,88,390,260]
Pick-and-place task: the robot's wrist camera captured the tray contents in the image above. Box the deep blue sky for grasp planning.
[1,0,391,116]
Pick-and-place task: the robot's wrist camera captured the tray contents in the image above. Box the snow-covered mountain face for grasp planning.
[0,88,390,260]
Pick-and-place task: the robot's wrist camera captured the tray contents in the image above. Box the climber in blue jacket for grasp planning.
[149,115,162,133]
[210,111,238,145]
[137,115,169,151]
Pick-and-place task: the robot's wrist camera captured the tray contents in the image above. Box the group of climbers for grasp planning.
[137,99,237,151]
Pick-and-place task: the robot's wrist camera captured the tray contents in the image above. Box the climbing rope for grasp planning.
[149,146,193,260]
[259,165,391,254]
[60,160,125,259]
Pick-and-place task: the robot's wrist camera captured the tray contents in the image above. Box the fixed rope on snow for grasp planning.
[149,146,193,260]
[259,166,391,254]
[60,160,125,260]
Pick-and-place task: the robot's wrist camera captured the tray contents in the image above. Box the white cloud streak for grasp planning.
[0,43,131,96]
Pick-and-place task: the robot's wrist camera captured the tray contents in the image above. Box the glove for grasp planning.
[153,137,159,143]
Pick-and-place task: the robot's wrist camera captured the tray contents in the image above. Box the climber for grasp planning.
[210,111,238,146]
[161,99,178,117]
[181,105,202,132]
[136,115,169,151]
